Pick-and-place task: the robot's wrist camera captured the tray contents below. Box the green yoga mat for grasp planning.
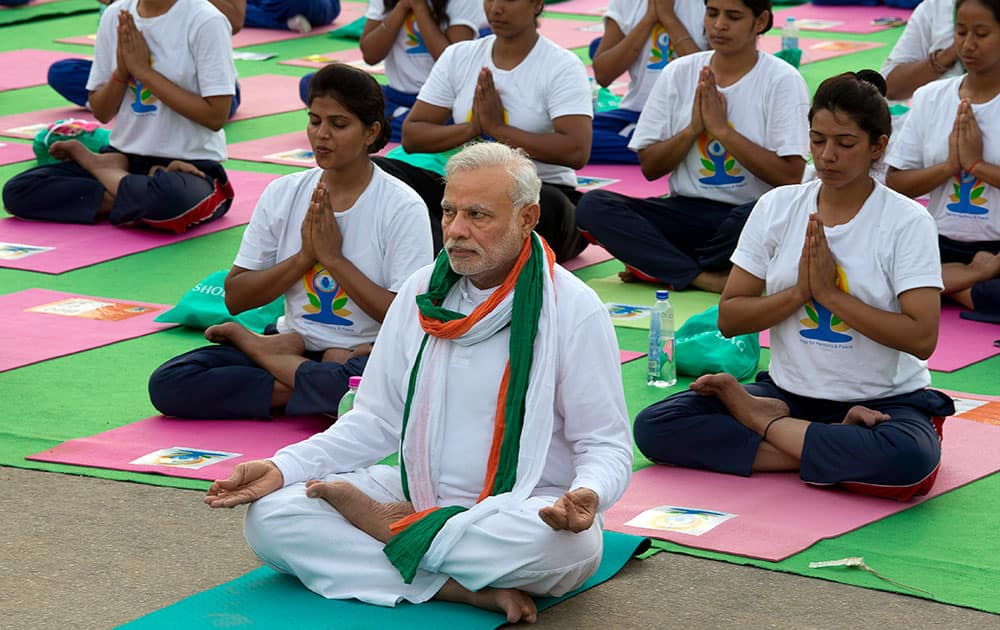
[0,0,97,27]
[118,531,650,629]
[585,275,720,330]
[650,471,1000,614]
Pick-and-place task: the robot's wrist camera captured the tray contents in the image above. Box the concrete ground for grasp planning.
[2,466,995,630]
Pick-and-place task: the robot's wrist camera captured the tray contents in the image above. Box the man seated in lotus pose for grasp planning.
[204,142,633,623]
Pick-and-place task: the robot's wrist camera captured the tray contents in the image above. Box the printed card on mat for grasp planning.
[264,148,316,165]
[625,506,737,536]
[25,298,159,320]
[130,447,242,469]
[576,176,619,193]
[605,303,651,321]
[0,242,53,260]
[952,397,1000,426]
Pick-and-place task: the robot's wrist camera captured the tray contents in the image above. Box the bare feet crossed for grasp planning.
[690,373,790,434]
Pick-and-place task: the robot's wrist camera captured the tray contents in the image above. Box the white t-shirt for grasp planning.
[881,0,961,81]
[87,0,235,162]
[233,166,434,352]
[417,35,593,187]
[366,0,486,94]
[629,50,810,205]
[731,180,942,401]
[271,263,633,513]
[605,0,708,112]
[887,76,1000,242]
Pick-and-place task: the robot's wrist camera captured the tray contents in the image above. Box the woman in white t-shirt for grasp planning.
[148,64,434,419]
[589,0,707,164]
[886,0,1000,323]
[3,0,237,233]
[881,0,961,101]
[364,0,487,142]
[374,0,594,262]
[575,0,809,293]
[634,71,954,501]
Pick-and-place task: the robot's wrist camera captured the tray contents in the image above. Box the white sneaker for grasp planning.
[287,14,312,33]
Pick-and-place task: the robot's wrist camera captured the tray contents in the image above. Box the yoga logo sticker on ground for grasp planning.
[25,298,159,321]
[130,447,242,469]
[625,506,737,536]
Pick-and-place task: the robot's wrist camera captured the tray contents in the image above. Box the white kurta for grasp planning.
[244,262,633,604]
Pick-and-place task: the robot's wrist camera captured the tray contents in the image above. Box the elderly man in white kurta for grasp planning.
[205,142,633,624]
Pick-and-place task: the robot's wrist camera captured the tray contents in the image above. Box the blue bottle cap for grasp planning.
[656,289,669,300]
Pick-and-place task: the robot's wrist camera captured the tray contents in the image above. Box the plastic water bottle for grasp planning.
[337,375,362,417]
[781,17,799,51]
[647,290,676,388]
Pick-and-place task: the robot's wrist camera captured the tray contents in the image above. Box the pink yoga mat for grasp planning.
[576,164,665,198]
[563,243,612,271]
[759,36,884,65]
[759,305,1000,372]
[229,74,305,121]
[773,5,912,34]
[27,415,332,481]
[0,49,89,91]
[538,15,605,50]
[544,0,608,17]
[0,170,278,274]
[0,141,34,166]
[0,288,176,373]
[0,106,102,140]
[228,131,397,166]
[620,349,644,363]
[279,49,384,73]
[606,409,1000,561]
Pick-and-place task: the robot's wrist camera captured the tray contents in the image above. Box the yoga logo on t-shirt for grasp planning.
[799,265,852,344]
[697,133,744,186]
[404,14,429,55]
[129,58,158,115]
[302,264,354,325]
[647,25,672,70]
[946,170,990,216]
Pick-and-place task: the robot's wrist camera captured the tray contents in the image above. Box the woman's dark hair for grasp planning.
[707,0,774,34]
[808,70,891,144]
[956,0,1000,23]
[385,0,450,27]
[307,63,392,154]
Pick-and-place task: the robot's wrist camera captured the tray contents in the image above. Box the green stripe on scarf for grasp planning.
[385,235,545,583]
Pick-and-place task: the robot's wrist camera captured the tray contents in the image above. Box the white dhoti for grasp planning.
[244,464,604,606]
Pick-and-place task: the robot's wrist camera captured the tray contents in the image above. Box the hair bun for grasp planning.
[854,69,887,97]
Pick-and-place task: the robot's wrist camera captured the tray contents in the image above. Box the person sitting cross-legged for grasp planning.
[204,142,633,623]
[633,71,955,501]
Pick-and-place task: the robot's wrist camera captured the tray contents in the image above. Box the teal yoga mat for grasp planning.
[118,531,650,629]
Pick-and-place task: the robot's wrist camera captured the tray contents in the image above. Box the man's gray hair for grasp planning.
[444,142,541,209]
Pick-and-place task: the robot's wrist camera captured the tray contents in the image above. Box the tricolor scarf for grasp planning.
[383,232,558,583]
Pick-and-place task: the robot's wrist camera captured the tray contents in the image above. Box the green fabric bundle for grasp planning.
[675,305,760,380]
[154,270,284,333]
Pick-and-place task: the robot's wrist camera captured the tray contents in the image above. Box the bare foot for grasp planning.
[689,270,730,294]
[436,579,538,624]
[690,373,790,434]
[48,140,93,164]
[305,480,413,543]
[968,251,1000,281]
[842,405,891,428]
[205,322,305,356]
[618,269,637,283]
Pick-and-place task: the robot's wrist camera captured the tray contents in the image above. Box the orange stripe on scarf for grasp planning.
[389,506,440,537]
[477,364,511,502]
[419,236,532,339]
